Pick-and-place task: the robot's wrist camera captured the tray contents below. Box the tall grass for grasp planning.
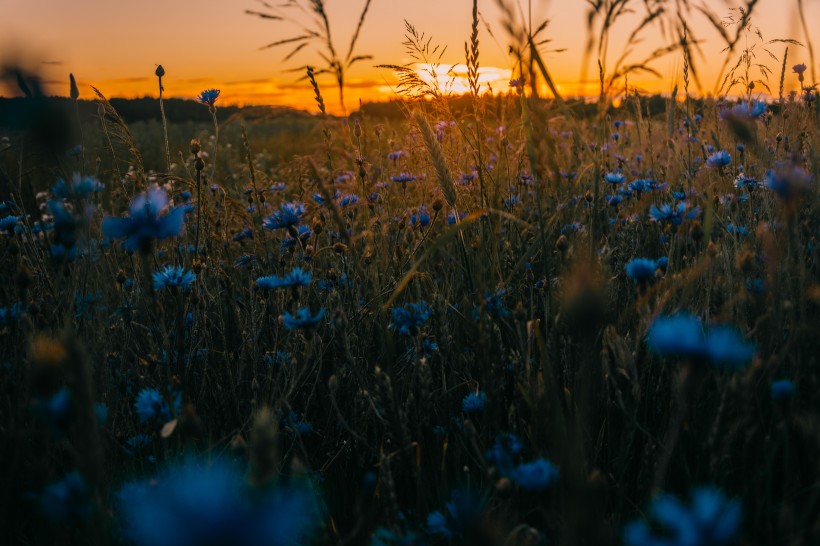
[1,2,819,546]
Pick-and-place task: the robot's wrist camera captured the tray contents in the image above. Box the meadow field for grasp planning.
[1,1,819,545]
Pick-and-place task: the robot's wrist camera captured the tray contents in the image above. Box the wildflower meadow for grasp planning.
[1,1,819,545]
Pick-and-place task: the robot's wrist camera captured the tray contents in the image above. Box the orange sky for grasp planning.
[1,0,817,113]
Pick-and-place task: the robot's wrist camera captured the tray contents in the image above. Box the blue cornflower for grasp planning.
[96,403,109,426]
[410,206,431,228]
[647,314,705,360]
[462,391,487,413]
[719,100,767,120]
[124,434,153,456]
[52,173,103,199]
[283,307,325,330]
[117,457,319,546]
[0,303,22,326]
[390,173,417,184]
[703,326,756,370]
[338,193,359,207]
[447,211,468,224]
[262,202,305,230]
[0,215,18,233]
[36,472,94,522]
[153,265,196,291]
[426,489,485,539]
[771,379,795,401]
[625,258,658,283]
[196,88,220,107]
[389,301,432,336]
[387,150,407,162]
[764,165,811,202]
[102,187,186,252]
[649,202,700,226]
[256,267,311,289]
[706,150,732,168]
[486,433,524,474]
[734,174,760,190]
[512,458,560,491]
[482,289,510,318]
[134,388,170,423]
[624,486,742,546]
[282,410,313,436]
[604,172,626,184]
[657,257,669,271]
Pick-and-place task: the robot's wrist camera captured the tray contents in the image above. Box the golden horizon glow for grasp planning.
[1,0,818,114]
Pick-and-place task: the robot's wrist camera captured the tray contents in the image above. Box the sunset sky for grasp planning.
[1,0,817,113]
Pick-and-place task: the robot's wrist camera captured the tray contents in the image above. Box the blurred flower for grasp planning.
[771,379,795,401]
[0,215,18,233]
[117,457,319,546]
[647,314,705,360]
[134,388,171,423]
[102,187,186,252]
[426,489,485,539]
[390,173,417,184]
[512,458,559,491]
[36,472,94,522]
[0,303,22,326]
[52,173,104,200]
[604,172,626,184]
[625,258,658,283]
[283,307,325,330]
[623,486,742,546]
[462,391,487,413]
[153,265,196,291]
[649,202,700,226]
[764,164,811,203]
[410,206,431,227]
[648,314,755,370]
[706,151,732,168]
[256,268,311,289]
[793,63,807,75]
[703,327,756,370]
[389,302,432,336]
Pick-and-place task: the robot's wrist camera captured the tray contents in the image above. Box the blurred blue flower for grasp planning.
[426,489,485,539]
[771,379,795,401]
[703,326,756,370]
[0,303,23,326]
[625,258,658,283]
[647,314,705,360]
[52,173,103,199]
[153,265,196,291]
[256,268,311,290]
[36,471,94,522]
[605,172,626,184]
[410,206,431,228]
[624,486,742,546]
[389,302,432,336]
[391,173,417,184]
[462,392,487,413]
[486,433,523,475]
[117,457,319,546]
[283,307,325,330]
[706,150,732,168]
[102,187,186,252]
[512,458,560,491]
[649,202,700,226]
